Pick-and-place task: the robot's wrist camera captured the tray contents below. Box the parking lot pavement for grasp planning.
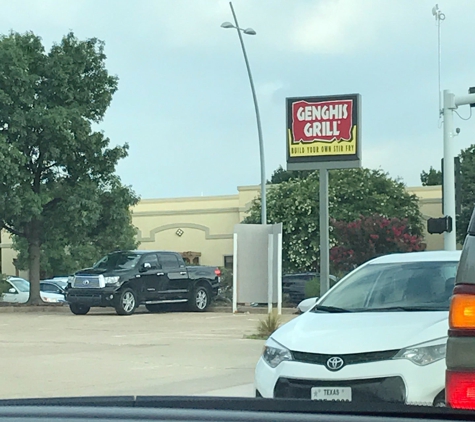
[0,310,295,399]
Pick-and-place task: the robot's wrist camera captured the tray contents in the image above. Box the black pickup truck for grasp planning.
[65,250,220,316]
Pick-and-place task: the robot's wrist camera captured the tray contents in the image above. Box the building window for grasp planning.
[224,255,233,270]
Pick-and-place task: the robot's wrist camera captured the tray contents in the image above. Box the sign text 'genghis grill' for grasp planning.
[286,94,361,170]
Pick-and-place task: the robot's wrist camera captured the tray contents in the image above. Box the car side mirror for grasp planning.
[8,287,16,294]
[297,297,319,313]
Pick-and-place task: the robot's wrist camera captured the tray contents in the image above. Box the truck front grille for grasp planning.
[73,275,103,289]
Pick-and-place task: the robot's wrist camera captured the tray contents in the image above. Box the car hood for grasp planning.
[272,311,449,354]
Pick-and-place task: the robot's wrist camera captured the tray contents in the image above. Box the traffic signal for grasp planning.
[427,216,453,234]
[469,87,475,107]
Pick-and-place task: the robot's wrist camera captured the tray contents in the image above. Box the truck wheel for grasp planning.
[69,303,90,315]
[146,304,161,313]
[189,284,210,312]
[115,288,137,316]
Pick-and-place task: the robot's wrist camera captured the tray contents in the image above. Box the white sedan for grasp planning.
[1,277,66,303]
[255,250,460,406]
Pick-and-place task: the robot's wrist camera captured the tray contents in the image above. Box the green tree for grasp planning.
[243,168,422,272]
[458,145,475,242]
[420,166,442,186]
[269,165,314,184]
[0,274,9,297]
[0,31,134,303]
[13,177,139,278]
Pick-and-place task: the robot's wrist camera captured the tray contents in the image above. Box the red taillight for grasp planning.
[214,268,221,277]
[446,370,475,409]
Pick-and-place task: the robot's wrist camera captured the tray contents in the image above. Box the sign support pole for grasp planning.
[319,168,330,296]
[267,233,273,314]
[232,233,238,313]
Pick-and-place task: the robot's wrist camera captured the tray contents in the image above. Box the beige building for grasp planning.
[0,184,447,277]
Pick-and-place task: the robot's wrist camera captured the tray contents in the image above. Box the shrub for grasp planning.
[305,276,338,298]
[257,311,282,339]
[215,267,233,304]
[305,277,320,298]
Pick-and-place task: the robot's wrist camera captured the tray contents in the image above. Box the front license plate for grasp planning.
[311,387,352,401]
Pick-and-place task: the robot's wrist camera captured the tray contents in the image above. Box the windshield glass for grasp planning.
[92,252,141,271]
[9,278,30,293]
[317,261,458,312]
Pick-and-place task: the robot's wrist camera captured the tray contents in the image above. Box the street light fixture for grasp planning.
[221,2,267,225]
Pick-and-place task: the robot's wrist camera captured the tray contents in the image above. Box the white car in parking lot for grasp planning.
[1,277,66,303]
[254,251,460,406]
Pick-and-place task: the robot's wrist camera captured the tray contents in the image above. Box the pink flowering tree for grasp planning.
[330,215,425,274]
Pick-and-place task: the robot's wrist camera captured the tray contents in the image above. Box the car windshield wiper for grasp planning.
[363,306,448,312]
[312,305,352,313]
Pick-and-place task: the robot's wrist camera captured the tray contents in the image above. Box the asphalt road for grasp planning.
[0,309,295,399]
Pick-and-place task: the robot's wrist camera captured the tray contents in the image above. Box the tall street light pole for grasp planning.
[221,1,267,225]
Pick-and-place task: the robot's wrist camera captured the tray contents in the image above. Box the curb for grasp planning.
[0,304,298,315]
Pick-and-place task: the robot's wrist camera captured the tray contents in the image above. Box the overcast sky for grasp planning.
[3,0,475,199]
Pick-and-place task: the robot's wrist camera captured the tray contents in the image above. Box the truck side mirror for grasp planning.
[140,262,152,272]
[8,287,16,294]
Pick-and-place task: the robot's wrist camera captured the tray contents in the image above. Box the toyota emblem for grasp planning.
[326,356,344,371]
[84,280,90,285]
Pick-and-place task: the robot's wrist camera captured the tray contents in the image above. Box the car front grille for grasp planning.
[274,376,406,403]
[292,349,399,367]
[72,275,102,289]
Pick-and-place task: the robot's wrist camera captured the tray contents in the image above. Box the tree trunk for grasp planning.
[26,221,42,305]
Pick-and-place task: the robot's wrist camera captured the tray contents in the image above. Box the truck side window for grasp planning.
[142,254,159,270]
[159,254,180,269]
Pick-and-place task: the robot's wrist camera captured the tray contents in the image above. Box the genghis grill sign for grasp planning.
[286,94,361,170]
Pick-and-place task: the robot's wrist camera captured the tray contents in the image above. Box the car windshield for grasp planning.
[316,261,458,312]
[92,252,141,271]
[8,278,30,293]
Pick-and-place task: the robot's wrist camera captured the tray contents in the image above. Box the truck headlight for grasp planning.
[394,337,447,366]
[104,276,120,286]
[262,338,293,368]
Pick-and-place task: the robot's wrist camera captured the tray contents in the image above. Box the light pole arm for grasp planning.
[229,1,267,225]
[455,93,475,107]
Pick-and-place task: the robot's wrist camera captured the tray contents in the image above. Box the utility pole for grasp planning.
[441,90,475,250]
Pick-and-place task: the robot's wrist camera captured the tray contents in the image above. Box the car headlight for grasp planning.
[394,337,447,366]
[67,275,75,286]
[262,337,293,368]
[104,276,120,285]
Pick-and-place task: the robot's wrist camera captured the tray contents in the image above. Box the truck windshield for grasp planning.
[93,252,141,271]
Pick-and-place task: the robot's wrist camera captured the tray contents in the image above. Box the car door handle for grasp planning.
[180,272,187,275]
[156,272,165,276]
